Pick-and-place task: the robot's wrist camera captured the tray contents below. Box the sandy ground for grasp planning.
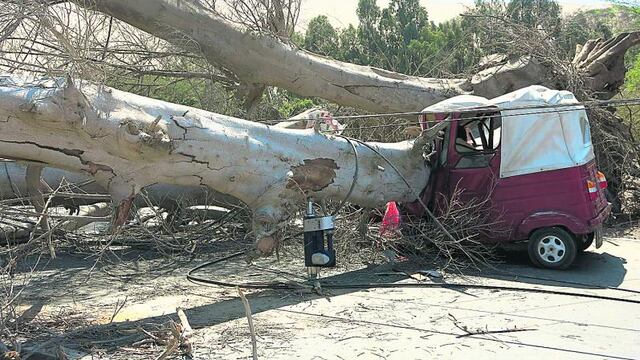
[9,226,640,360]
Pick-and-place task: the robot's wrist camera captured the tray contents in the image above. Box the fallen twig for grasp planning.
[237,287,258,360]
[177,307,193,357]
[154,324,180,360]
[448,313,536,338]
[109,296,128,323]
[456,327,536,338]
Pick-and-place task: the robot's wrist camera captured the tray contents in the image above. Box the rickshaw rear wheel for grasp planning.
[528,227,577,270]
[577,233,594,252]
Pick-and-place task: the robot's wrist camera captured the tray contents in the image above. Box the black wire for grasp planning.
[254,98,640,125]
[484,270,640,295]
[332,135,359,216]
[342,102,630,131]
[186,252,640,304]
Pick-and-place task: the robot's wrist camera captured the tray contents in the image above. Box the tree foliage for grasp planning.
[506,0,562,35]
[303,15,338,56]
[298,0,635,79]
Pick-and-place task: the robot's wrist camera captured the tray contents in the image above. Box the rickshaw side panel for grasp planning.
[517,211,591,240]
[490,159,607,242]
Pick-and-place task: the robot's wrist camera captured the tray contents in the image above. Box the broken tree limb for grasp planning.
[0,75,433,254]
[0,105,346,240]
[58,202,111,231]
[0,110,343,240]
[73,1,639,110]
[176,307,193,357]
[573,32,640,98]
[83,0,465,113]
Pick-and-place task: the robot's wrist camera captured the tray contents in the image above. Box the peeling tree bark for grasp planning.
[0,75,434,253]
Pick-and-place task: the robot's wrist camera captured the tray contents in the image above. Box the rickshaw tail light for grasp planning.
[597,171,608,189]
[586,180,598,200]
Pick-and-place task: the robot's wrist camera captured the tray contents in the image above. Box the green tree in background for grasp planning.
[294,0,640,114]
[355,0,384,66]
[378,0,429,73]
[303,15,338,56]
[627,56,640,93]
[337,25,363,62]
[619,1,640,94]
[506,0,562,35]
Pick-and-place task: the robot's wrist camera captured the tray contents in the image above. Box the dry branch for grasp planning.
[237,287,258,360]
[176,308,193,357]
[393,185,503,271]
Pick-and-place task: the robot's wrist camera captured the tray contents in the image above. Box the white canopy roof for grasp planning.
[422,86,595,178]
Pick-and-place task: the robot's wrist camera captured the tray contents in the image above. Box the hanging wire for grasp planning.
[253,97,640,125]
[321,105,625,132]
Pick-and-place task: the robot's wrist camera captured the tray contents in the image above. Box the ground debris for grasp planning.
[448,313,536,338]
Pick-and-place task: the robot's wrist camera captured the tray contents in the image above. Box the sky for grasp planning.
[298,0,612,29]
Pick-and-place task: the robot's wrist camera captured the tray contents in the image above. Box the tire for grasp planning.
[527,227,577,270]
[578,233,594,252]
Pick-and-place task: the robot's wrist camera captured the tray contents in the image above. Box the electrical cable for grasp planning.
[482,270,640,295]
[254,97,640,125]
[301,102,636,132]
[331,135,359,216]
[186,251,640,304]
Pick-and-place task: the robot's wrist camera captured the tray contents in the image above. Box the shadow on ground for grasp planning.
[21,261,404,358]
[473,248,629,290]
[18,243,634,359]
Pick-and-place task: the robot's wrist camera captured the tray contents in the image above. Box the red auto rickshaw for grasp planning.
[406,86,611,269]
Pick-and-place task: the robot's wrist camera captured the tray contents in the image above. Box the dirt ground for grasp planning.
[7,224,640,360]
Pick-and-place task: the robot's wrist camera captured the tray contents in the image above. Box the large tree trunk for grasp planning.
[84,1,639,111]
[0,160,241,211]
[0,75,433,253]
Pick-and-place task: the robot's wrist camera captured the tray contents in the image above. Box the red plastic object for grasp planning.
[380,201,401,235]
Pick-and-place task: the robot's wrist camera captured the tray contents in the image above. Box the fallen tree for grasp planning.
[0,75,438,253]
[79,1,638,108]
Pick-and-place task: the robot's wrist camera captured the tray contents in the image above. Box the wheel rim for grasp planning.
[537,235,566,264]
